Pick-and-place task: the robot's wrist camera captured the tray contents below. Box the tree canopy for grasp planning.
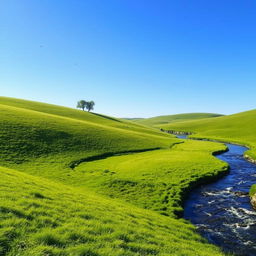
[76,100,87,111]
[77,100,95,112]
[85,101,95,112]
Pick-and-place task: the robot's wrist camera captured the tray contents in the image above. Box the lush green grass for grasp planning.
[133,113,223,127]
[0,97,230,255]
[0,97,177,166]
[74,140,228,217]
[159,109,256,160]
[0,166,226,256]
[0,96,175,139]
[14,140,229,218]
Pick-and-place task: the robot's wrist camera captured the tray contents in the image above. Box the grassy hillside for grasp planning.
[0,97,229,255]
[0,166,225,256]
[133,113,223,127]
[0,96,171,139]
[0,97,176,166]
[160,109,256,160]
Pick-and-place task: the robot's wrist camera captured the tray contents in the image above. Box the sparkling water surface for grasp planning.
[179,136,256,256]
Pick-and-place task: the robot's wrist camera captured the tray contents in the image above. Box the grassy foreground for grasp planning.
[0,166,226,256]
[0,97,229,255]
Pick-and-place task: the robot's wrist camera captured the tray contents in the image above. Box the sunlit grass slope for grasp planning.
[0,96,172,139]
[0,166,225,256]
[74,140,228,217]
[0,97,177,166]
[133,113,222,127]
[160,109,256,159]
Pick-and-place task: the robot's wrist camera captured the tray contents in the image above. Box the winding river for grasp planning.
[179,135,256,256]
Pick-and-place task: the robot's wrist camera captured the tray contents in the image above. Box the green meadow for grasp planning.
[0,166,226,256]
[0,97,231,255]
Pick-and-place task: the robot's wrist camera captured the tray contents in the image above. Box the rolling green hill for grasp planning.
[0,96,176,166]
[133,113,223,127]
[0,97,228,255]
[160,109,256,160]
[0,96,172,139]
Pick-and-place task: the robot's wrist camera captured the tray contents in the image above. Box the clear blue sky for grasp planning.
[1,0,256,117]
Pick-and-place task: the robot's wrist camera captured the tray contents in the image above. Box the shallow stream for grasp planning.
[179,136,256,255]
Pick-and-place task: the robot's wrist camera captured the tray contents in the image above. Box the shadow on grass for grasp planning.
[69,147,161,169]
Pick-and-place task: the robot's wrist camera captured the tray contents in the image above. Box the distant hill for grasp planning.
[160,109,256,160]
[122,117,144,121]
[132,113,223,127]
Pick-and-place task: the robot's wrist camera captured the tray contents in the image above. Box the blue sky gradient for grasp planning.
[1,0,256,117]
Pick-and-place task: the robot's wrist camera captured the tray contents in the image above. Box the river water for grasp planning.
[179,136,256,256]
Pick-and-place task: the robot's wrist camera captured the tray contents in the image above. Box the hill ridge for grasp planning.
[132,112,223,127]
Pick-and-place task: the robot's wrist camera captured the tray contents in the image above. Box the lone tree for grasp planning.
[77,100,87,111]
[76,100,95,112]
[85,101,95,112]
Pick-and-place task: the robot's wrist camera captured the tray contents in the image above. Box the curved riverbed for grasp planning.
[180,136,256,256]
